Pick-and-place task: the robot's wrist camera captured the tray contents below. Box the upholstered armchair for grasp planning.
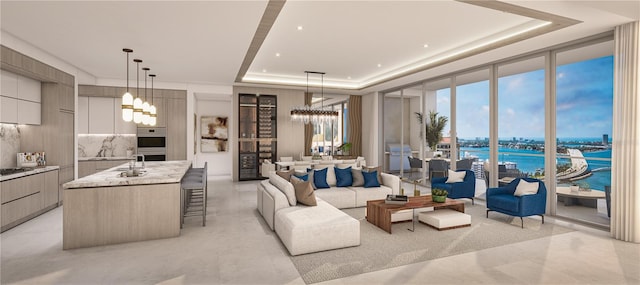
[431,170,476,205]
[486,178,547,228]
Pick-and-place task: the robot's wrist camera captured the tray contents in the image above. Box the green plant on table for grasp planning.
[431,188,448,197]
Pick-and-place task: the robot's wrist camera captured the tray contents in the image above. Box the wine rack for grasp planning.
[238,94,277,180]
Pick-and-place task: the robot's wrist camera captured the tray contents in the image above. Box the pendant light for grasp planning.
[149,74,157,126]
[121,49,134,122]
[290,71,338,124]
[132,59,144,124]
[141,67,151,125]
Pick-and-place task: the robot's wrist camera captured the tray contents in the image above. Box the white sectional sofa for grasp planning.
[257,169,400,256]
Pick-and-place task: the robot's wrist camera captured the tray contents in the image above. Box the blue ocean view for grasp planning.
[461,144,611,191]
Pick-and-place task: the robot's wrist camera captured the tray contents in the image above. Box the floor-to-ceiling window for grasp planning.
[555,40,613,227]
[311,100,348,156]
[497,56,546,187]
[380,34,614,229]
[454,70,490,187]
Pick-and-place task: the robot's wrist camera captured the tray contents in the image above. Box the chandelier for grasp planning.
[290,71,338,124]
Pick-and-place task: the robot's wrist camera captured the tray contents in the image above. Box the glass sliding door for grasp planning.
[497,56,546,190]
[454,69,490,194]
[555,40,614,227]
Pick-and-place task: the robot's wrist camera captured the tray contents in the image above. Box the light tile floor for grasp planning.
[1,176,638,284]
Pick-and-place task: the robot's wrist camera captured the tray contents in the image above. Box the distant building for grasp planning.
[603,134,609,146]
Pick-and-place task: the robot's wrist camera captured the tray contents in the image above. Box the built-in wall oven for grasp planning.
[137,127,167,161]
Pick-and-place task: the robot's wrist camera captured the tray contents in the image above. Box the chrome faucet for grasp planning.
[132,154,145,169]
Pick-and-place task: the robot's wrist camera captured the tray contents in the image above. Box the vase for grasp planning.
[414,189,421,197]
[432,195,446,203]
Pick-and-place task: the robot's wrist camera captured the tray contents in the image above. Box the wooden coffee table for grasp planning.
[366,195,465,234]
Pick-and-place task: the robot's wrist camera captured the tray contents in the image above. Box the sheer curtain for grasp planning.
[612,21,640,243]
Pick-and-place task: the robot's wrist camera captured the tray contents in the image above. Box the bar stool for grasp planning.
[181,162,207,227]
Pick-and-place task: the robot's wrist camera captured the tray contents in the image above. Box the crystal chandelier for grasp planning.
[290,71,338,124]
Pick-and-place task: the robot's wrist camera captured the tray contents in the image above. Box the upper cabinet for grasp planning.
[78,95,136,134]
[0,70,41,125]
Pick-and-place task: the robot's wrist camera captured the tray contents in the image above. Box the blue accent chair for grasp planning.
[486,178,547,228]
[431,170,476,205]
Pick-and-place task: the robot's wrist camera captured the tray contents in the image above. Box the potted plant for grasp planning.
[577,181,591,192]
[570,183,579,193]
[431,188,448,203]
[337,142,352,156]
[415,111,449,155]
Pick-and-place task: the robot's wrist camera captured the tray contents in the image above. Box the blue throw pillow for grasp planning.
[293,173,309,181]
[363,170,381,188]
[335,166,353,187]
[313,168,330,189]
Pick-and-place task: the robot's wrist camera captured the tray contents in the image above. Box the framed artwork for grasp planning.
[201,116,228,152]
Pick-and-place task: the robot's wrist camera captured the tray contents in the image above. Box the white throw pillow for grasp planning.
[314,164,337,186]
[269,172,297,206]
[514,180,539,196]
[445,170,466,183]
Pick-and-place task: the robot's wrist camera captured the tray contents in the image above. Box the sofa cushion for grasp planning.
[274,200,360,255]
[291,177,317,206]
[269,172,297,206]
[313,187,357,209]
[351,169,365,187]
[490,194,520,212]
[514,179,539,196]
[312,168,330,189]
[335,166,353,187]
[314,164,337,186]
[350,185,393,207]
[277,169,295,181]
[363,170,381,188]
[445,170,466,183]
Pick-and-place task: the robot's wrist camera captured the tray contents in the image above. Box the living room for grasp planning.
[1,1,639,284]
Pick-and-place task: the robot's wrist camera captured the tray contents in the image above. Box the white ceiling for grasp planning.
[1,1,638,94]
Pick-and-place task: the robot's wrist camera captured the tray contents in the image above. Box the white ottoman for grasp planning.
[418,209,471,230]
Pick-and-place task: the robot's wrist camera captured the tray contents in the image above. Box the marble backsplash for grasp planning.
[0,124,20,168]
[78,134,136,158]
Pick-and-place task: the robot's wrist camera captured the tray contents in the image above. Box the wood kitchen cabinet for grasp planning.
[78,159,130,178]
[1,168,59,232]
[166,98,186,160]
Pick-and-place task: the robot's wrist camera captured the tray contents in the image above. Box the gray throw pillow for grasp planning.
[351,169,365,187]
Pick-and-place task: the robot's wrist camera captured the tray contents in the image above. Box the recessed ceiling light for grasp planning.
[262,69,267,73]
[347,76,351,80]
[423,44,429,48]
[377,64,382,68]
[276,53,280,57]
[297,26,303,30]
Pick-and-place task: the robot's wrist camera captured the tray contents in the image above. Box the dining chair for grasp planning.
[429,159,449,179]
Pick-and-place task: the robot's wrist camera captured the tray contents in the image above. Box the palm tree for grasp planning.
[415,111,448,152]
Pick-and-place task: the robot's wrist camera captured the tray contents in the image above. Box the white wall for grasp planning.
[193,94,233,176]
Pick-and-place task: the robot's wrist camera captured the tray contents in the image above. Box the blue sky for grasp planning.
[437,55,613,140]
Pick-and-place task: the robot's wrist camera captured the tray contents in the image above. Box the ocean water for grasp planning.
[461,147,611,191]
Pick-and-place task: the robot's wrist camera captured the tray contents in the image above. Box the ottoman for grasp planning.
[418,209,471,230]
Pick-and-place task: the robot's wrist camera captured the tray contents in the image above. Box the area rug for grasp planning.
[289,204,574,284]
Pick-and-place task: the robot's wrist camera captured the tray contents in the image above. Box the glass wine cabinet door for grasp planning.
[239,94,277,180]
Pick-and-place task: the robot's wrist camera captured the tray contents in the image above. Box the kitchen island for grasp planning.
[62,160,191,250]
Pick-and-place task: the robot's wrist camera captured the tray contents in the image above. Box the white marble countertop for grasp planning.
[63,161,192,189]
[78,156,131,161]
[0,166,60,182]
